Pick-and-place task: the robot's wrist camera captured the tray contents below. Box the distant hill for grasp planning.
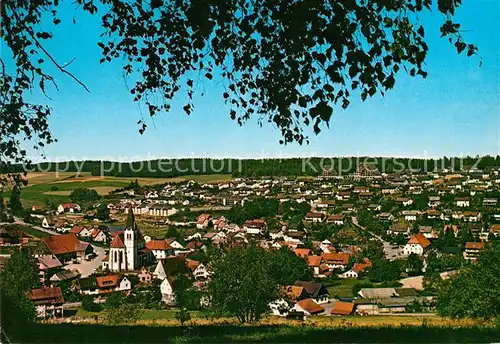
[4,155,500,178]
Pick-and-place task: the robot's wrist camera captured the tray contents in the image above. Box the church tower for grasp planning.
[124,206,139,271]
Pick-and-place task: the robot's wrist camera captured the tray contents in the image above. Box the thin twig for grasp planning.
[10,8,90,93]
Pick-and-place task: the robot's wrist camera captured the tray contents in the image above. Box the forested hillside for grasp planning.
[6,155,500,178]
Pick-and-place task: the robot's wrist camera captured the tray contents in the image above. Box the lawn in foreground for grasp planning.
[11,320,500,343]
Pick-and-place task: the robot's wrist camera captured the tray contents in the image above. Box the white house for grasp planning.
[402,210,420,222]
[153,260,175,304]
[160,278,175,305]
[42,216,55,228]
[455,197,470,207]
[326,214,345,225]
[193,263,210,280]
[402,234,431,256]
[145,240,175,260]
[243,219,267,235]
[57,203,81,214]
[91,229,108,243]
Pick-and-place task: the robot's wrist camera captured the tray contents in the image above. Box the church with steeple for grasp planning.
[108,207,152,272]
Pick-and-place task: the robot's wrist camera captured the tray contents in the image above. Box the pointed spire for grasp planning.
[126,205,135,229]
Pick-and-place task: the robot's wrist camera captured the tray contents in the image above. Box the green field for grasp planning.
[2,172,232,208]
[75,308,206,321]
[324,278,370,298]
[21,226,51,238]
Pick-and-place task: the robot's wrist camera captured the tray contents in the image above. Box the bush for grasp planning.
[103,303,142,325]
[82,295,101,312]
[175,308,191,326]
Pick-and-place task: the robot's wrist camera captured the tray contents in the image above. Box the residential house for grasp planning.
[95,274,131,294]
[387,223,410,237]
[378,213,394,222]
[292,298,326,316]
[71,225,92,238]
[463,242,485,262]
[37,256,63,285]
[91,228,108,243]
[339,259,372,279]
[403,234,431,256]
[153,260,175,304]
[455,197,470,207]
[138,266,152,284]
[463,211,481,223]
[419,226,438,239]
[293,281,329,304]
[28,287,64,317]
[148,205,169,217]
[49,270,79,283]
[321,252,350,271]
[243,219,267,235]
[304,212,326,223]
[483,198,497,208]
[42,216,56,229]
[428,196,441,208]
[57,203,81,214]
[395,198,413,207]
[78,277,99,295]
[326,214,345,225]
[443,224,459,238]
[196,214,212,229]
[490,224,500,238]
[294,248,311,259]
[330,301,355,316]
[193,263,210,280]
[36,233,93,263]
[145,239,175,260]
[402,210,420,222]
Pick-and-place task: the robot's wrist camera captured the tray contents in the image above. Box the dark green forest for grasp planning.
[4,155,499,178]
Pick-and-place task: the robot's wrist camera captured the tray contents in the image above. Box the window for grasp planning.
[114,251,117,263]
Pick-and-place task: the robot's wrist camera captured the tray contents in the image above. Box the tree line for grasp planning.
[4,155,499,178]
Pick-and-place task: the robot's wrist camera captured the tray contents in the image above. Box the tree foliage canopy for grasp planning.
[0,248,40,334]
[1,0,479,165]
[209,244,309,323]
[437,244,500,319]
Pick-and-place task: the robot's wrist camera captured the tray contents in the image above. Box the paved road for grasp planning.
[6,219,106,277]
[352,217,402,260]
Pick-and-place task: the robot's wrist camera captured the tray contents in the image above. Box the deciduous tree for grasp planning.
[1,0,480,166]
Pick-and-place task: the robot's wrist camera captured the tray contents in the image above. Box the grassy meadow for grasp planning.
[2,172,232,208]
[10,316,500,343]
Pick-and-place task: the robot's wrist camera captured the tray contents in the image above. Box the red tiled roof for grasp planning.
[331,301,354,316]
[321,252,350,265]
[61,203,78,209]
[282,286,305,301]
[408,234,431,249]
[146,240,169,250]
[490,224,500,233]
[295,248,311,258]
[465,242,485,250]
[42,233,88,255]
[29,287,64,305]
[96,274,120,288]
[308,255,322,267]
[71,225,84,234]
[297,298,324,314]
[187,259,200,271]
[110,234,125,248]
[352,259,372,273]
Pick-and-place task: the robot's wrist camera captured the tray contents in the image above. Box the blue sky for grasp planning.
[13,0,500,161]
